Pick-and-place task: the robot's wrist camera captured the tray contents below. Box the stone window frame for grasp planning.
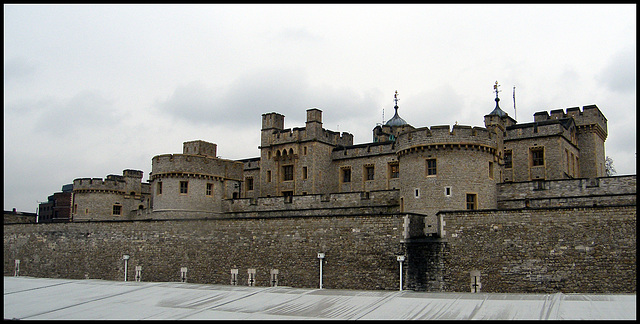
[388,162,399,179]
[504,150,513,169]
[466,193,477,210]
[426,158,437,177]
[302,166,308,180]
[112,204,122,216]
[157,181,163,195]
[341,166,351,183]
[530,146,545,167]
[489,161,494,179]
[179,181,189,195]
[246,177,254,191]
[282,165,294,181]
[364,164,375,181]
[444,186,452,197]
[206,183,213,196]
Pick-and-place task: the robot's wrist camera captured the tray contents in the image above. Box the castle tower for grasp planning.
[534,105,608,178]
[305,108,323,138]
[373,91,414,142]
[484,82,517,182]
[150,141,244,218]
[183,140,217,157]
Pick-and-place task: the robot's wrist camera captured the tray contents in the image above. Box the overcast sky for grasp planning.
[4,4,636,212]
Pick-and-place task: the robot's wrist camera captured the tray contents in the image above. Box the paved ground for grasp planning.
[4,276,636,320]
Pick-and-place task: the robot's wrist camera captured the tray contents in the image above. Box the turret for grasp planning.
[183,140,217,157]
[305,108,323,138]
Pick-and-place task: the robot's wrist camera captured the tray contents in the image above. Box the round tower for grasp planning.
[150,141,244,219]
[396,124,499,217]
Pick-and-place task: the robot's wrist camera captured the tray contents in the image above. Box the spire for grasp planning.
[385,90,408,127]
[489,81,508,117]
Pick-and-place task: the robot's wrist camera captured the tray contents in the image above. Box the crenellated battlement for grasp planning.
[73,169,146,193]
[533,105,607,138]
[395,124,496,155]
[73,177,126,193]
[263,127,354,148]
[151,153,243,181]
[261,108,354,148]
[331,141,396,160]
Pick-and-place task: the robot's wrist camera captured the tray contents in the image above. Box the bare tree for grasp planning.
[605,156,617,176]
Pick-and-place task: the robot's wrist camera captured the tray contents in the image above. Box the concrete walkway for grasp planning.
[4,276,636,320]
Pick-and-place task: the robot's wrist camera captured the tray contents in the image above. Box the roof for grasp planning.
[4,276,636,320]
[385,105,409,127]
[488,96,509,118]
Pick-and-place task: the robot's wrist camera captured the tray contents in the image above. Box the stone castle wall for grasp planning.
[497,175,636,208]
[5,203,635,293]
[437,205,635,293]
[4,214,406,291]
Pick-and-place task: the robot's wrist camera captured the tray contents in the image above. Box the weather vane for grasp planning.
[493,81,501,99]
[394,90,399,107]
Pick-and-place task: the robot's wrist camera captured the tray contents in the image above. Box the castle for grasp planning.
[71,86,612,223]
[9,85,634,293]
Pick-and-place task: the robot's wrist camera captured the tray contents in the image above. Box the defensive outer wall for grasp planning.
[4,176,636,293]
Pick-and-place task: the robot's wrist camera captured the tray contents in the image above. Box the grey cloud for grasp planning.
[3,56,37,82]
[401,85,470,127]
[599,46,636,93]
[157,68,383,130]
[30,90,119,136]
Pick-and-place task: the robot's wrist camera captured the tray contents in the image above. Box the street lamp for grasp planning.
[317,252,325,289]
[396,255,405,291]
[122,255,130,281]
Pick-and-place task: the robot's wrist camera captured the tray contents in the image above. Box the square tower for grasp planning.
[183,140,217,157]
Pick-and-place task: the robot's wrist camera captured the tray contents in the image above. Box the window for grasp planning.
[157,181,162,195]
[365,165,375,180]
[302,166,308,180]
[112,205,122,215]
[414,188,420,198]
[445,187,452,197]
[566,149,571,175]
[283,191,293,203]
[342,167,351,183]
[389,162,399,179]
[283,165,294,181]
[531,147,544,166]
[267,170,272,183]
[489,162,494,179]
[303,146,307,155]
[426,159,437,176]
[206,183,213,196]
[466,194,477,210]
[504,150,512,169]
[180,181,189,194]
[246,177,254,191]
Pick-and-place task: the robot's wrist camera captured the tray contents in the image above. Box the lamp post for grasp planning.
[122,255,130,281]
[396,255,405,291]
[317,252,325,289]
